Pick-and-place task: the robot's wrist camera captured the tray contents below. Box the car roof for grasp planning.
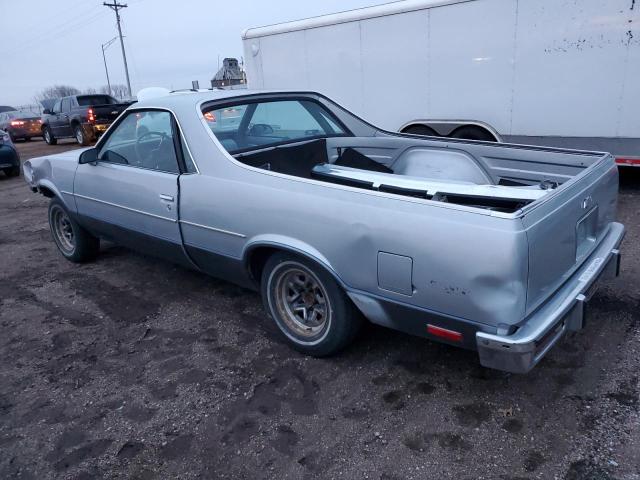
[131,88,317,110]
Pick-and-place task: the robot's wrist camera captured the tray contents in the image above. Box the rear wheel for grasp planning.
[48,198,99,263]
[402,124,439,137]
[261,253,362,357]
[74,124,90,146]
[43,126,57,145]
[450,126,496,142]
[23,136,31,142]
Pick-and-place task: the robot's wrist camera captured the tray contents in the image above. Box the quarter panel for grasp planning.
[179,162,529,328]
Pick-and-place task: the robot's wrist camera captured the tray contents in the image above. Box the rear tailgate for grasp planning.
[521,154,619,315]
[90,103,128,124]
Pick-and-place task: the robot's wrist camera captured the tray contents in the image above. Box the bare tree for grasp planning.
[83,87,98,95]
[100,84,129,100]
[33,85,80,104]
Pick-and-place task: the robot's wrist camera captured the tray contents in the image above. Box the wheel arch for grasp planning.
[36,179,73,209]
[399,120,501,142]
[243,237,345,289]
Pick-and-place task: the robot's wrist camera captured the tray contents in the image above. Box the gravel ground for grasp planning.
[1,138,639,480]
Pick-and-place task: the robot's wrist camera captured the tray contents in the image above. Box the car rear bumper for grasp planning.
[84,122,111,137]
[0,144,20,168]
[8,126,41,138]
[476,222,625,373]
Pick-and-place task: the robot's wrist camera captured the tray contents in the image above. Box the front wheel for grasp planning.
[48,198,99,263]
[3,166,20,177]
[43,126,57,145]
[261,253,362,357]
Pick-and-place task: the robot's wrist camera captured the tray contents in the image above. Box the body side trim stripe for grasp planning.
[73,193,177,223]
[179,220,246,238]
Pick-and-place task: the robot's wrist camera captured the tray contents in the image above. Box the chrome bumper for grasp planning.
[476,222,625,373]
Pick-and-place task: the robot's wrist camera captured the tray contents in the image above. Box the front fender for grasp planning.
[23,155,78,213]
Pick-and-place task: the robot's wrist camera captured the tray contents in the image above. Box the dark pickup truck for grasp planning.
[42,94,130,146]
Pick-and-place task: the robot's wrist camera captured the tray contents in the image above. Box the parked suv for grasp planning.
[41,94,129,146]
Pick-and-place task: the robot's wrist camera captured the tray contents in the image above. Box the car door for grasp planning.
[73,109,190,266]
[58,97,73,137]
[49,99,62,135]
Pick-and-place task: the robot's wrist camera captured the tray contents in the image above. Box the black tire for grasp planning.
[450,126,496,142]
[48,198,99,263]
[4,165,20,177]
[402,124,439,137]
[24,136,31,142]
[43,126,57,145]
[73,124,91,146]
[261,252,362,357]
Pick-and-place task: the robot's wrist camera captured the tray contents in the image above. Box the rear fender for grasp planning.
[243,234,344,286]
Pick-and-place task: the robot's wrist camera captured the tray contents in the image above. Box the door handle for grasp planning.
[159,194,174,202]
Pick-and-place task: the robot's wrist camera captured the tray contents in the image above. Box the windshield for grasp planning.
[77,95,118,106]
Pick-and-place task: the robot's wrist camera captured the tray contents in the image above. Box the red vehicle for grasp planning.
[0,110,41,142]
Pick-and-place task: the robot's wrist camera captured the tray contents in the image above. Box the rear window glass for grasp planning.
[77,95,117,106]
[202,99,348,154]
[9,111,39,119]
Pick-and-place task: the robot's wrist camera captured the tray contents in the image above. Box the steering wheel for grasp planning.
[135,131,167,168]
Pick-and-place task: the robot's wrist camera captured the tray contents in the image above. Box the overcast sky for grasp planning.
[1,0,379,106]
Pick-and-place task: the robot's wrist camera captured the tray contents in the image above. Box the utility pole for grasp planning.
[101,37,118,97]
[103,2,132,98]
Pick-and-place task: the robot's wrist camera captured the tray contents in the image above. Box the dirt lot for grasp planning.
[1,138,639,480]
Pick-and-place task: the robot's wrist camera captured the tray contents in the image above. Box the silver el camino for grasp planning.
[23,89,625,373]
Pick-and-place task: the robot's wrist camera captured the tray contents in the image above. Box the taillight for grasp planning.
[10,120,25,126]
[427,324,463,343]
[88,108,95,123]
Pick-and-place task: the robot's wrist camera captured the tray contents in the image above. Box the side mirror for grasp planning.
[43,108,52,115]
[79,148,98,165]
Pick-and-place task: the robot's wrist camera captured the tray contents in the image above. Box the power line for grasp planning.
[5,11,108,60]
[103,1,132,98]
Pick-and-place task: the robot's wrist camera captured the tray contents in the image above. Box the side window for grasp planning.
[98,110,180,174]
[53,100,61,113]
[61,98,71,113]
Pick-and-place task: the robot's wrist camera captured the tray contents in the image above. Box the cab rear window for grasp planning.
[202,99,349,154]
[77,95,117,106]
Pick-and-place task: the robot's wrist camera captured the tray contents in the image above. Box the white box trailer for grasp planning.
[242,0,640,166]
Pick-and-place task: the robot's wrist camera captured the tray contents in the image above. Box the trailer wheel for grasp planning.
[450,126,496,142]
[402,124,439,137]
